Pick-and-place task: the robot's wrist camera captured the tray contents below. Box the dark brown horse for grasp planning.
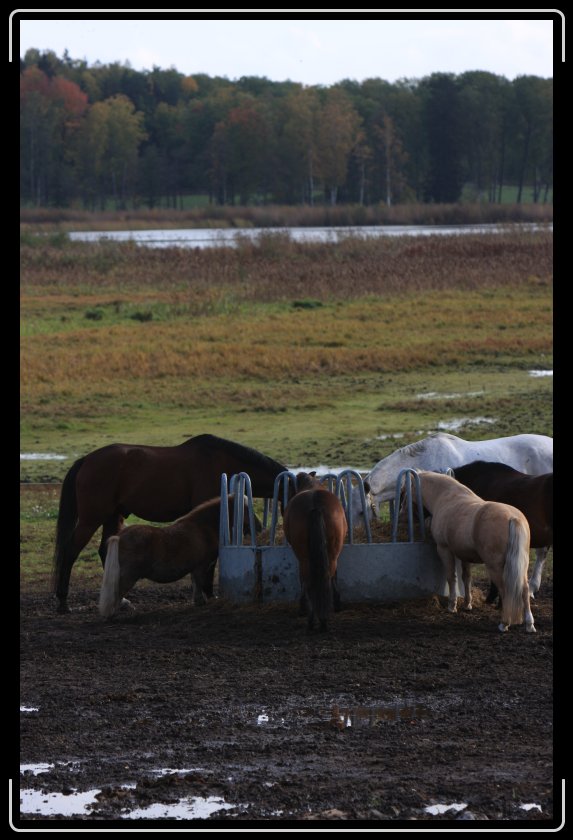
[452,461,553,601]
[99,495,249,619]
[283,472,348,632]
[54,434,289,613]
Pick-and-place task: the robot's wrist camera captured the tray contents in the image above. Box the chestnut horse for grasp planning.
[283,472,348,632]
[452,461,553,601]
[54,434,289,613]
[99,495,249,619]
[416,470,535,633]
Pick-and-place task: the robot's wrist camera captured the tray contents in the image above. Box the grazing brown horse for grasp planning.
[54,434,289,613]
[416,470,535,633]
[453,461,553,600]
[283,472,348,632]
[99,495,249,619]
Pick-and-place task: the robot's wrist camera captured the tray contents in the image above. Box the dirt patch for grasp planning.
[18,578,555,826]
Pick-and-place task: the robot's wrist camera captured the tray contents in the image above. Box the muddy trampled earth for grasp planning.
[18,577,557,828]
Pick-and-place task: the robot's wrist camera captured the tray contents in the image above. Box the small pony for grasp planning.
[99,495,249,619]
[452,460,553,600]
[283,472,348,632]
[415,470,535,633]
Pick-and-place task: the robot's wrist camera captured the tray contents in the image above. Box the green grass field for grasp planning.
[20,227,553,590]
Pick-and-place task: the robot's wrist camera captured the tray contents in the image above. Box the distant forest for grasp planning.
[20,48,553,210]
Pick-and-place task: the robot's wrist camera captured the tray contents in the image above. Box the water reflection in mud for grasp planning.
[121,796,236,820]
[20,787,101,818]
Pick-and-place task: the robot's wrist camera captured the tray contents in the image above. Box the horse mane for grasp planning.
[398,438,428,458]
[183,434,288,472]
[178,494,238,526]
[396,432,459,459]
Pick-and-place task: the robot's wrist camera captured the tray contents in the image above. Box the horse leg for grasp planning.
[485,580,501,607]
[523,580,536,633]
[487,565,511,632]
[200,559,216,599]
[437,546,458,612]
[307,609,320,632]
[190,560,216,606]
[332,574,341,613]
[190,574,207,606]
[55,522,99,613]
[461,561,473,610]
[528,546,548,597]
[302,588,316,632]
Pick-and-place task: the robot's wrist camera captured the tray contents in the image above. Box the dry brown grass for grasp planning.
[21,229,553,300]
[21,231,553,404]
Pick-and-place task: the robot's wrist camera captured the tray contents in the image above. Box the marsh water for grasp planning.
[68,223,551,249]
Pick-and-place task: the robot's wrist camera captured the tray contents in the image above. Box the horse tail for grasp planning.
[99,536,121,618]
[53,457,85,596]
[308,507,332,626]
[502,517,529,626]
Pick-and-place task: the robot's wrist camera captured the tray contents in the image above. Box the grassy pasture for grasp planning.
[20,228,552,588]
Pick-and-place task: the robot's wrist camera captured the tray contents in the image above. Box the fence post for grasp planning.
[336,469,372,544]
[392,468,425,542]
[269,470,298,545]
[229,472,257,547]
[219,473,230,548]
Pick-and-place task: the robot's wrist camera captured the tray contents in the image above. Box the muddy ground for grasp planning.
[18,575,557,828]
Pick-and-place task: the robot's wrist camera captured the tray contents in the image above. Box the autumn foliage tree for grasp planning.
[19,49,553,209]
[20,65,88,204]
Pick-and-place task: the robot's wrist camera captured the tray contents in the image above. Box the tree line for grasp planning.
[20,48,553,210]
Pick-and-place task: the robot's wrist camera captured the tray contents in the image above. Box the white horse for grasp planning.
[362,433,553,510]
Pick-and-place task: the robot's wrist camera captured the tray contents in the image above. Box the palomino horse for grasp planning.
[54,434,290,613]
[453,461,553,599]
[360,433,553,517]
[99,495,250,619]
[283,472,348,632]
[415,470,535,633]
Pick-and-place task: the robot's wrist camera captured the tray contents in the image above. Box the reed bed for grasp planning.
[20,202,553,231]
[21,229,553,301]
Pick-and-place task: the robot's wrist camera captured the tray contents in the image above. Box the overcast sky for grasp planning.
[15,14,558,86]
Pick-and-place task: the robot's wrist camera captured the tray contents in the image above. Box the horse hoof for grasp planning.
[526,624,537,633]
[120,598,135,612]
[498,623,509,633]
